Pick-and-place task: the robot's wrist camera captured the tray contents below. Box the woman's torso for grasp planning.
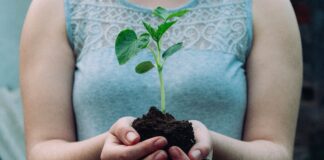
[64,0,253,140]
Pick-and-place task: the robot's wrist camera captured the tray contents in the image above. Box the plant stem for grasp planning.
[148,45,166,113]
[157,41,162,61]
[148,46,159,66]
[158,68,166,113]
[156,40,166,113]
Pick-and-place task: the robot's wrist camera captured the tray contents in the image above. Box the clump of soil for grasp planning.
[132,106,196,155]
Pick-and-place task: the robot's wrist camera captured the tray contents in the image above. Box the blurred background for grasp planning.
[292,0,324,159]
[0,0,323,159]
[0,0,30,159]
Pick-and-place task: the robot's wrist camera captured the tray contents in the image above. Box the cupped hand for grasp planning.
[100,117,168,160]
[168,120,213,160]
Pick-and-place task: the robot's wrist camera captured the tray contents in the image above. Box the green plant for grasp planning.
[115,7,189,113]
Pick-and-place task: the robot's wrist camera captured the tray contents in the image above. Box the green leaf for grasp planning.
[156,21,177,42]
[143,21,157,41]
[152,7,168,20]
[138,33,150,47]
[166,9,189,21]
[162,42,183,60]
[135,61,155,74]
[153,7,190,21]
[115,29,150,65]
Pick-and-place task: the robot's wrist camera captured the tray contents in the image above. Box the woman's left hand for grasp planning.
[168,120,213,160]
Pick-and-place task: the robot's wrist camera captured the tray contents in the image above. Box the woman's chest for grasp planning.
[72,48,248,139]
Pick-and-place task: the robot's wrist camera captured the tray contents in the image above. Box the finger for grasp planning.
[110,116,140,145]
[188,120,212,160]
[169,146,190,160]
[143,150,168,160]
[101,133,122,160]
[102,135,167,160]
[124,136,168,160]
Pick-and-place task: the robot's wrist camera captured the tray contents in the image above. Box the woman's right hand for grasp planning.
[101,117,168,160]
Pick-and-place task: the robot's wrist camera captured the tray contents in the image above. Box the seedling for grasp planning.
[115,7,189,113]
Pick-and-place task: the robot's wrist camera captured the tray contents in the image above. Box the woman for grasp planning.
[20,0,302,159]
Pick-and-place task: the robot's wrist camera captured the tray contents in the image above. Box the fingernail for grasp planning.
[126,132,137,143]
[191,150,201,160]
[154,138,167,147]
[154,151,167,160]
[170,147,181,159]
[175,147,182,156]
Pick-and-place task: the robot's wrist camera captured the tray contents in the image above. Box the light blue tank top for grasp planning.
[64,0,253,140]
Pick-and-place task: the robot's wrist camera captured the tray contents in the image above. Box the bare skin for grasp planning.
[20,0,302,159]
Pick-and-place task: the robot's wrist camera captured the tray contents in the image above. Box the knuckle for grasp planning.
[135,139,157,154]
[116,117,127,126]
[141,141,153,151]
[189,120,200,123]
[118,117,128,123]
[199,145,211,157]
[123,116,136,121]
[118,125,128,135]
[119,116,135,124]
[109,120,120,133]
[189,120,202,128]
[190,120,202,125]
[191,120,205,127]
[111,118,131,135]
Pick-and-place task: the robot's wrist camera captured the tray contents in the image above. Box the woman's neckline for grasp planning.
[119,0,198,13]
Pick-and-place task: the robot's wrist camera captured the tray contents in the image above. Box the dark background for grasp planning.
[291,0,324,159]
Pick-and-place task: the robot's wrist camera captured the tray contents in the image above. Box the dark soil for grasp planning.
[132,106,196,156]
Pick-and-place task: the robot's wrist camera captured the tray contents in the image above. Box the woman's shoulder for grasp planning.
[253,0,298,35]
[21,0,73,62]
[23,0,66,35]
[248,0,301,69]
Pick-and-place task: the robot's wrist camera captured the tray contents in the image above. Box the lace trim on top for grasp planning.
[65,0,253,63]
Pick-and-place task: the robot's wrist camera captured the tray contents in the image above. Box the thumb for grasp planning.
[110,117,140,145]
[188,120,212,160]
